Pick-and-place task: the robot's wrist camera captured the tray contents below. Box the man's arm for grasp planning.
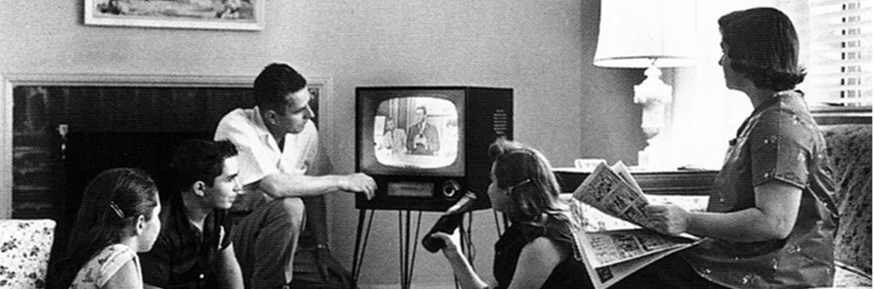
[217,112,375,200]
[256,172,376,200]
[215,243,244,289]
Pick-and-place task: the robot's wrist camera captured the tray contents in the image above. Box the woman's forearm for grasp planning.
[688,208,791,242]
[444,252,489,289]
[689,183,802,242]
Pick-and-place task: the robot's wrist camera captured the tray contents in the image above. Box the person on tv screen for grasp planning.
[380,117,407,155]
[139,139,244,289]
[214,63,376,289]
[406,106,440,155]
[431,139,589,288]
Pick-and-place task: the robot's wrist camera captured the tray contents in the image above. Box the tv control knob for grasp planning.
[442,180,461,200]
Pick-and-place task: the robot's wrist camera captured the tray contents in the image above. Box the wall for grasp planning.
[578,1,647,164]
[0,0,642,287]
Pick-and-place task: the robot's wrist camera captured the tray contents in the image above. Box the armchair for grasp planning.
[0,219,55,289]
[821,123,872,287]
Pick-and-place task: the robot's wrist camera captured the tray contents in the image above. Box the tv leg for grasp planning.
[351,209,374,286]
[397,210,424,289]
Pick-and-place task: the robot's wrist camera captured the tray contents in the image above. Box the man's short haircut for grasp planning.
[253,63,307,113]
[171,139,238,193]
[415,106,427,116]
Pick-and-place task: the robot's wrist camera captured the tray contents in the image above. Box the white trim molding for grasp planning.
[1,75,12,218]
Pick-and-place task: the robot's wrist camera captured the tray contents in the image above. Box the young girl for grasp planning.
[432,139,587,288]
[47,168,162,289]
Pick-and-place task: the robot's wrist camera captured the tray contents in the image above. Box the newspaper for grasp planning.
[567,161,704,289]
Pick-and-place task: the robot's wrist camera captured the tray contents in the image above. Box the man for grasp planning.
[405,106,440,155]
[214,63,376,289]
[140,139,245,289]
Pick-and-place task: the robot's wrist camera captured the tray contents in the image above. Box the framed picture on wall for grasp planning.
[84,0,265,31]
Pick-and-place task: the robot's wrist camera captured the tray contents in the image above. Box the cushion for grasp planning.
[821,124,872,275]
[0,219,56,289]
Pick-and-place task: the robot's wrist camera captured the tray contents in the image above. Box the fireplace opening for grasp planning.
[63,131,216,219]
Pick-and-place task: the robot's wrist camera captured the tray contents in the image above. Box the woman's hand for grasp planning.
[431,229,490,289]
[645,204,691,236]
[431,229,463,259]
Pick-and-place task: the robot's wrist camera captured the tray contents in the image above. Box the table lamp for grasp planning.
[593,0,696,168]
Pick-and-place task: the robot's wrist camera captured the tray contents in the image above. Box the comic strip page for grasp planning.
[567,162,704,289]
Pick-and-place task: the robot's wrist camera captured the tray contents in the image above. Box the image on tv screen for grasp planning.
[373,96,458,169]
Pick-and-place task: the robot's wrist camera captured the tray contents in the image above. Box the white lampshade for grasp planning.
[593,0,697,68]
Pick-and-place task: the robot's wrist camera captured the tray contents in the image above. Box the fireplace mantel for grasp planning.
[0,73,333,218]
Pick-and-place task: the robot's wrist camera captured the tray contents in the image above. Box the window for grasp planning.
[784,0,872,111]
[664,1,870,169]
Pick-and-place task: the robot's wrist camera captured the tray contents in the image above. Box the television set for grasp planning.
[355,86,513,211]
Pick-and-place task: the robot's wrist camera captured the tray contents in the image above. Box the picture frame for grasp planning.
[84,0,265,31]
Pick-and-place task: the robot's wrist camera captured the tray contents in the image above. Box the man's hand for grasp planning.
[645,204,690,236]
[413,134,428,147]
[341,173,377,200]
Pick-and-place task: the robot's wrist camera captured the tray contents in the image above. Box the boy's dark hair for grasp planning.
[253,63,308,113]
[171,139,238,192]
[718,7,805,91]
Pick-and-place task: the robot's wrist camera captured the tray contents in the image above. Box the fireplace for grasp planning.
[5,74,337,251]
[6,77,252,248]
[4,74,333,249]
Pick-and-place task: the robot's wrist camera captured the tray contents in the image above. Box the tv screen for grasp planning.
[372,97,458,169]
[359,91,466,178]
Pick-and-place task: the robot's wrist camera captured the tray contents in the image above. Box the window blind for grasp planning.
[804,0,872,108]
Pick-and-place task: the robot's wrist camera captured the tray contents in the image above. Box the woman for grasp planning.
[47,168,162,289]
[634,7,837,288]
[432,139,588,288]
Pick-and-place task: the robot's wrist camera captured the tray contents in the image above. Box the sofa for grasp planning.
[0,219,55,289]
[821,123,872,288]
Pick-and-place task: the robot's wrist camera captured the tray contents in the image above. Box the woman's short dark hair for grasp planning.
[718,7,805,91]
[253,63,307,113]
